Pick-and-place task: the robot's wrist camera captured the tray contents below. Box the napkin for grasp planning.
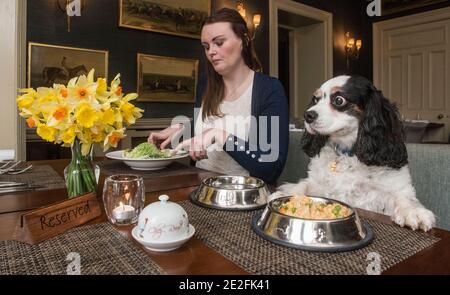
[0,149,15,161]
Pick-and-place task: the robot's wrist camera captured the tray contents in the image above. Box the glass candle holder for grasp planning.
[103,174,145,226]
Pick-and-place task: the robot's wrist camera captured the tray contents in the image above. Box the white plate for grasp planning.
[105,150,189,170]
[131,224,195,252]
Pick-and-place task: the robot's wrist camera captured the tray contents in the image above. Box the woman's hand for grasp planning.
[148,124,184,149]
[175,128,229,161]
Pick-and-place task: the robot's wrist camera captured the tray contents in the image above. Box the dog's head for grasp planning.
[302,75,408,169]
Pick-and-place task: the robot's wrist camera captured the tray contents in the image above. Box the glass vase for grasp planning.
[64,139,99,199]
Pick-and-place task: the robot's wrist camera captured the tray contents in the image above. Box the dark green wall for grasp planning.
[27,0,268,120]
[27,0,450,120]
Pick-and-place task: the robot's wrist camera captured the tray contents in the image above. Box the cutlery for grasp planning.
[0,184,44,194]
[0,181,28,188]
[0,161,13,169]
[5,164,33,175]
[167,149,188,157]
[0,161,22,174]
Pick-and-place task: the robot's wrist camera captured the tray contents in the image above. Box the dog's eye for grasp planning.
[312,97,319,104]
[332,96,347,107]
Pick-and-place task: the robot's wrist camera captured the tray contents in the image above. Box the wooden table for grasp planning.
[0,160,449,275]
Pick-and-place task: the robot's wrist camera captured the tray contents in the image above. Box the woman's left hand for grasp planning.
[174,128,229,161]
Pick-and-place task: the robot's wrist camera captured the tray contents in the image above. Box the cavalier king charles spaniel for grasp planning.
[278,75,435,231]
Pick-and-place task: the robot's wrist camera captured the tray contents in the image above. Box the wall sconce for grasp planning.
[344,32,362,69]
[236,1,261,40]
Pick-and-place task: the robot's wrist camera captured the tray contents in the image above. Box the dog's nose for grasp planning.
[304,111,318,124]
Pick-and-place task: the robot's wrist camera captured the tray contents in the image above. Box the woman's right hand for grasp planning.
[148,124,183,149]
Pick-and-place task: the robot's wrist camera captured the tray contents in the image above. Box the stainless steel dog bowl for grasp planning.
[252,196,373,252]
[189,176,270,210]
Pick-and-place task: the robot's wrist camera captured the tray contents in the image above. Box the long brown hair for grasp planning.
[201,8,262,121]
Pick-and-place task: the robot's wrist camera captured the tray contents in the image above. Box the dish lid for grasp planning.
[137,195,189,243]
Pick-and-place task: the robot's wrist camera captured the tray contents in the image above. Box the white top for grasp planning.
[194,78,254,176]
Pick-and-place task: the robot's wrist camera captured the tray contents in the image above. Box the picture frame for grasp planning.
[119,0,211,39]
[137,53,198,103]
[28,42,108,88]
[382,0,448,16]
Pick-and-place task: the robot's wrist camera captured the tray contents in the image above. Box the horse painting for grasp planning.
[42,65,88,86]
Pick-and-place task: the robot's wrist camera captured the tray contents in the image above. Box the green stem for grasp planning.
[65,138,97,198]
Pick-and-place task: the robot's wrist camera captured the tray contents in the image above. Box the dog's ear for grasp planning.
[301,132,328,157]
[354,85,408,169]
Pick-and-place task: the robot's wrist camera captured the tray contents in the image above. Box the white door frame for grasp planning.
[0,0,27,160]
[373,6,450,89]
[268,0,333,78]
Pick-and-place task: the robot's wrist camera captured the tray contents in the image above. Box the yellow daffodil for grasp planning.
[37,123,57,142]
[96,77,109,98]
[68,74,98,102]
[91,131,104,143]
[87,69,95,83]
[37,87,58,104]
[60,87,68,99]
[52,84,69,101]
[26,117,37,128]
[75,103,98,128]
[60,125,77,145]
[110,74,122,97]
[17,69,142,154]
[101,108,116,126]
[104,128,125,151]
[46,105,71,127]
[76,129,94,155]
[17,93,36,110]
[120,101,144,125]
[18,108,41,126]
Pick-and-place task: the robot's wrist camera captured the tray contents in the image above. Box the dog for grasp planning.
[278,75,435,231]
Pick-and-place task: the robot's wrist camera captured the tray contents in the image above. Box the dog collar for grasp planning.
[334,145,355,157]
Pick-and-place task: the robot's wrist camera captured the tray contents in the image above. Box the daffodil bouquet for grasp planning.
[17,69,144,198]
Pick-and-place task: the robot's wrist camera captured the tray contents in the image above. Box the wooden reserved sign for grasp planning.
[13,192,101,245]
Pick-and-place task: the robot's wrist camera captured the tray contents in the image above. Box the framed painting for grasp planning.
[28,42,108,88]
[382,0,448,16]
[137,53,198,103]
[119,0,211,39]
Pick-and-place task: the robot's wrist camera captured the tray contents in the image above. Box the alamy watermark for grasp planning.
[66,252,81,275]
[169,108,281,163]
[366,252,381,275]
[66,0,82,17]
[367,0,381,17]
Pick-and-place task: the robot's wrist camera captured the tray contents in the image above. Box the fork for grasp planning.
[0,161,22,174]
[5,164,33,175]
[0,161,15,169]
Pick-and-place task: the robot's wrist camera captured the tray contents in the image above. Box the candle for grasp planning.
[113,202,135,222]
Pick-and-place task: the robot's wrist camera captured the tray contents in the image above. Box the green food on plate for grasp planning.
[123,142,172,159]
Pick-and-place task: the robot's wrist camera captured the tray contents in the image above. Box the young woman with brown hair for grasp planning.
[148,8,289,184]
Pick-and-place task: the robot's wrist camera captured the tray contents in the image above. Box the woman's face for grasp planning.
[201,22,243,76]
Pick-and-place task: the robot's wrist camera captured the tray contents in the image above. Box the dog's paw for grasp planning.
[392,207,436,232]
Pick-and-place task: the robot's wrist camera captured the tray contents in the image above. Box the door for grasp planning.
[374,8,450,142]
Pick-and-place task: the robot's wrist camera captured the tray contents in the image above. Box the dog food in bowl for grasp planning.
[252,195,373,252]
[278,195,352,219]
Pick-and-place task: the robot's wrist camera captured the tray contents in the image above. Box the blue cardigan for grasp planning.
[195,72,289,184]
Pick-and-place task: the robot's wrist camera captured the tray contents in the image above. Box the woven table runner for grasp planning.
[0,164,66,193]
[0,223,165,275]
[180,201,440,275]
[98,160,199,178]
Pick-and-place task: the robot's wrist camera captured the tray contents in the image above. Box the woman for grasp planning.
[148,8,289,184]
